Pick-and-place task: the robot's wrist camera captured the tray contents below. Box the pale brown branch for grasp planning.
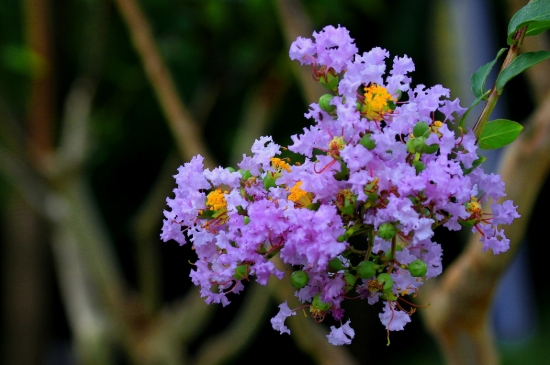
[271,257,359,365]
[273,0,326,104]
[506,0,550,104]
[229,55,291,166]
[192,284,272,365]
[113,0,216,168]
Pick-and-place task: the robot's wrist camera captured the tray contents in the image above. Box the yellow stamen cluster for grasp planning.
[206,188,228,211]
[328,136,346,156]
[288,181,307,202]
[363,84,394,121]
[431,120,443,135]
[287,181,313,208]
[270,157,291,173]
[466,197,483,222]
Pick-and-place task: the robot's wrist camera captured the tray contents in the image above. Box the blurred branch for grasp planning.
[422,88,550,365]
[2,2,56,362]
[51,221,115,365]
[272,257,359,365]
[113,0,216,167]
[192,284,272,365]
[0,146,49,214]
[23,0,55,164]
[273,0,325,103]
[131,151,180,314]
[229,55,290,165]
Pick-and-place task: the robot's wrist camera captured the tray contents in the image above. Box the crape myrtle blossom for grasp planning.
[161,25,519,345]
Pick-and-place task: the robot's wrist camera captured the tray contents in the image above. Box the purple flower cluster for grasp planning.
[161,25,519,345]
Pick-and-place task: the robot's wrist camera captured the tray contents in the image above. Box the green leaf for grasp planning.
[458,91,489,130]
[477,119,523,150]
[471,48,506,99]
[508,0,550,45]
[496,51,550,94]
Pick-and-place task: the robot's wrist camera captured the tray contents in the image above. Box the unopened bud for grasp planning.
[408,259,427,277]
[378,222,396,240]
[357,260,378,279]
[319,94,336,113]
[290,270,309,289]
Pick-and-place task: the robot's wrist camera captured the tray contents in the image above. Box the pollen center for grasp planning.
[206,188,228,211]
[362,84,394,121]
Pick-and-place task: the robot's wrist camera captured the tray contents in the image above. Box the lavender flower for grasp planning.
[161,25,519,345]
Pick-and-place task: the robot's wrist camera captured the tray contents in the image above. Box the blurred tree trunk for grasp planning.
[1,0,55,363]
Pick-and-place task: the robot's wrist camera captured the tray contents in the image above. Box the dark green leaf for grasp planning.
[496,51,550,94]
[508,0,550,45]
[478,119,523,150]
[471,48,506,99]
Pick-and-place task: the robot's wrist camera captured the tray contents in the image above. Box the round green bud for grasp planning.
[377,273,394,292]
[413,121,430,138]
[409,136,428,153]
[344,273,357,292]
[243,216,251,225]
[319,94,336,113]
[356,260,378,279]
[290,270,309,289]
[312,293,331,311]
[234,265,249,280]
[408,259,428,277]
[226,167,236,173]
[378,222,396,240]
[329,257,344,271]
[360,134,377,150]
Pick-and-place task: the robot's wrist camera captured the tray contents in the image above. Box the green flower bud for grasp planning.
[243,216,251,225]
[312,293,331,311]
[319,94,336,113]
[378,222,396,240]
[381,291,398,301]
[239,169,252,180]
[319,73,339,92]
[333,160,350,181]
[234,265,249,280]
[306,202,320,211]
[329,257,344,271]
[356,260,378,279]
[344,273,357,292]
[425,143,439,154]
[360,134,377,150]
[412,161,426,174]
[290,270,309,289]
[263,173,277,189]
[377,273,394,292]
[459,218,477,228]
[408,259,427,277]
[413,121,430,137]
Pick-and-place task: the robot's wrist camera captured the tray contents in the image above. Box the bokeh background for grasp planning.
[1,0,550,364]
